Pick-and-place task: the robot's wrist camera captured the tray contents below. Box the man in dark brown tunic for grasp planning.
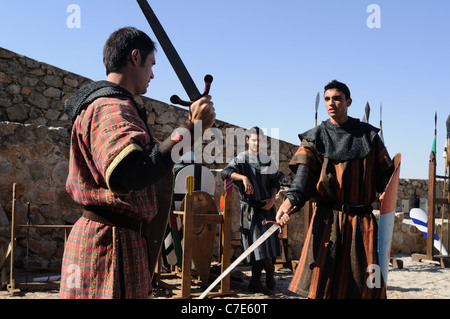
[276,80,394,298]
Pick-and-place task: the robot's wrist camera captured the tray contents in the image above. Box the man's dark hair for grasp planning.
[324,80,351,100]
[247,126,264,138]
[103,26,156,75]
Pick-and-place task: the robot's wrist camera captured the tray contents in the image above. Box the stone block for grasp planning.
[5,104,28,122]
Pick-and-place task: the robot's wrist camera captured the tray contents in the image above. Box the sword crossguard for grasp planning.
[261,205,297,238]
[170,74,213,107]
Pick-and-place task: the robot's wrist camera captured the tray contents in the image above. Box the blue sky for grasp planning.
[1,0,449,179]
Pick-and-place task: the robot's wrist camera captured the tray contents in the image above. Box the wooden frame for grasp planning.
[412,151,450,267]
[166,177,233,299]
[2,183,72,296]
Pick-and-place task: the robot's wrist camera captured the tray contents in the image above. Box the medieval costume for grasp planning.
[60,81,189,298]
[285,117,394,299]
[222,151,282,292]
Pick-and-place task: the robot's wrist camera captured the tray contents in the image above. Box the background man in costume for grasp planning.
[222,127,281,293]
[59,27,215,299]
[276,80,394,298]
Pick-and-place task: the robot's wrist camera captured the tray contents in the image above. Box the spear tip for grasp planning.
[446,114,450,138]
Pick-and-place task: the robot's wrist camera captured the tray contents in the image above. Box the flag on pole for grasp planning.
[432,136,436,154]
[445,115,450,166]
[432,112,437,154]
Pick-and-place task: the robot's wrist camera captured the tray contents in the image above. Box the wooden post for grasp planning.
[7,183,20,296]
[412,151,450,267]
[447,174,450,256]
[8,183,16,295]
[427,151,436,259]
[219,179,232,295]
[180,176,195,298]
[171,176,234,298]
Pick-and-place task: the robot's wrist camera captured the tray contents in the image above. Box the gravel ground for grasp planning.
[1,254,449,300]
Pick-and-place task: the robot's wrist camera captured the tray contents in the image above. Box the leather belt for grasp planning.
[337,203,373,215]
[240,199,265,208]
[317,202,373,215]
[82,205,147,236]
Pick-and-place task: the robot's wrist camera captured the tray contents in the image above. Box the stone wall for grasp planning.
[0,47,297,179]
[0,122,75,269]
[0,47,296,269]
[0,46,448,270]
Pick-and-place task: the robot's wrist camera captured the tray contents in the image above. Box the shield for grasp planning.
[377,153,401,284]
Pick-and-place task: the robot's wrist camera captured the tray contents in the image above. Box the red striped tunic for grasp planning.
[60,96,157,299]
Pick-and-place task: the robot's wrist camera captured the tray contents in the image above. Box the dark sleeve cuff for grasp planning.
[284,163,319,211]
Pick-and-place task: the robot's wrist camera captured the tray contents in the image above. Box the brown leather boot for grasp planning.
[262,258,276,291]
[248,260,271,294]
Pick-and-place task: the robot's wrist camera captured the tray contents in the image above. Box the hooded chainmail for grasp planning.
[298,116,380,161]
[64,80,144,124]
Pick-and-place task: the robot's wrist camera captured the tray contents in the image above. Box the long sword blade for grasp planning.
[198,223,279,299]
[199,206,297,299]
[136,0,201,101]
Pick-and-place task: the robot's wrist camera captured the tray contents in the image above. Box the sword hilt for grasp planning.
[262,206,297,238]
[170,74,213,107]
